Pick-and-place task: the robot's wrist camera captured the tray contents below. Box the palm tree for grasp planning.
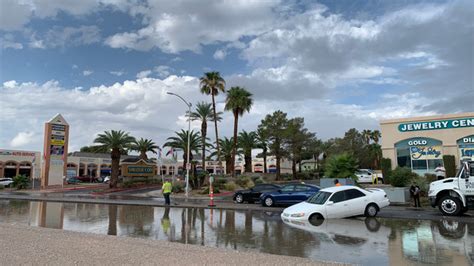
[94,130,135,188]
[190,102,222,185]
[225,87,253,177]
[210,137,239,175]
[370,130,381,144]
[131,138,159,160]
[238,131,257,173]
[200,71,226,171]
[256,127,269,173]
[362,129,372,145]
[163,130,203,171]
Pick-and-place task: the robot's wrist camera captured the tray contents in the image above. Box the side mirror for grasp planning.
[326,201,334,206]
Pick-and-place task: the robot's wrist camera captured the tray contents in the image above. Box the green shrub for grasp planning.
[389,167,418,187]
[424,173,437,183]
[0,184,4,190]
[122,180,134,188]
[172,183,185,193]
[443,155,456,177]
[12,175,30,190]
[201,186,220,194]
[236,176,254,188]
[214,178,227,189]
[325,153,359,180]
[253,177,265,184]
[224,181,237,191]
[380,158,392,181]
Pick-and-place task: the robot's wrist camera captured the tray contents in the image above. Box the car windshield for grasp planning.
[306,191,332,205]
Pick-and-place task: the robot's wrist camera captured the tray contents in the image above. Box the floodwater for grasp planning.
[0,200,473,265]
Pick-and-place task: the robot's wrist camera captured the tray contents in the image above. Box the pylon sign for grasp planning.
[41,114,69,187]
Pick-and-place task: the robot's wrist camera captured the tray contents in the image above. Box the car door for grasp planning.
[250,185,265,201]
[325,191,348,218]
[344,189,369,216]
[255,185,278,201]
[293,185,314,203]
[274,185,295,203]
[458,162,474,197]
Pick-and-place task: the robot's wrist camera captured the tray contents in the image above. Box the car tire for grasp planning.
[439,196,462,216]
[365,217,381,232]
[308,213,324,226]
[235,193,244,204]
[364,203,379,217]
[263,196,274,207]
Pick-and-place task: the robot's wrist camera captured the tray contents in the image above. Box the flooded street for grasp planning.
[1,200,473,265]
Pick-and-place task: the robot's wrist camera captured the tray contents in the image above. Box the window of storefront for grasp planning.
[395,137,443,175]
[458,135,474,162]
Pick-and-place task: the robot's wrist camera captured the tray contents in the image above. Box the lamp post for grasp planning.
[167,92,192,199]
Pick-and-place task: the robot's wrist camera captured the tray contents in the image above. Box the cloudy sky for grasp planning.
[0,0,472,155]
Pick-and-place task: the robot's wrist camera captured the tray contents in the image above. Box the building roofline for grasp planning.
[380,112,474,125]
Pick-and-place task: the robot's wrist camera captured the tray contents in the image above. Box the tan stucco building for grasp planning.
[380,112,474,175]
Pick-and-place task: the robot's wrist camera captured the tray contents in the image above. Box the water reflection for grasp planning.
[0,200,472,265]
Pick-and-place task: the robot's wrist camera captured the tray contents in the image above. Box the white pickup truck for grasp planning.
[428,161,474,216]
[355,169,384,184]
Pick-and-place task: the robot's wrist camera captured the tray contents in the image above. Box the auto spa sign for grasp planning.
[398,117,474,132]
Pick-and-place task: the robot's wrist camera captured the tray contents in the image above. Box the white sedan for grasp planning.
[281,186,390,221]
[0,178,14,187]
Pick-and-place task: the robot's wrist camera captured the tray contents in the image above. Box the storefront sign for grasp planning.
[458,135,474,160]
[398,117,474,132]
[0,150,36,157]
[395,137,442,148]
[410,146,442,160]
[128,166,154,174]
[51,124,65,131]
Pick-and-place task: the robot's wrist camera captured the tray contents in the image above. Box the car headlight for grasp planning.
[290,212,305,218]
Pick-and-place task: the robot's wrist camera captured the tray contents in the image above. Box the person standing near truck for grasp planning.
[435,163,446,180]
[410,183,421,207]
[162,179,172,205]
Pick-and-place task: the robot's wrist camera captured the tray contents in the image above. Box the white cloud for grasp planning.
[105,0,280,53]
[10,132,35,147]
[0,77,212,152]
[213,49,227,60]
[72,64,78,69]
[136,70,152,79]
[153,65,172,78]
[110,70,125,76]
[83,70,93,76]
[28,26,101,49]
[1,34,23,49]
[0,0,130,31]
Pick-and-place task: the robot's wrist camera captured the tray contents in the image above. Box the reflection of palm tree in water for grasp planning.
[161,207,171,235]
[108,205,117,236]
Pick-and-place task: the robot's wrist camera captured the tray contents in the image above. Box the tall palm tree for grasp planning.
[94,130,135,188]
[163,130,203,171]
[131,138,159,160]
[256,127,269,173]
[225,87,253,177]
[190,102,222,185]
[200,71,226,172]
[370,130,381,144]
[238,131,257,173]
[210,137,239,175]
[362,129,372,145]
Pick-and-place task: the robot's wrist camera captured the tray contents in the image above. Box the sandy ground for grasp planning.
[0,223,341,266]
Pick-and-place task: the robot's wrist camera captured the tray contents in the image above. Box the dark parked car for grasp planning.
[66,177,81,184]
[76,175,100,183]
[233,184,281,203]
[260,183,320,207]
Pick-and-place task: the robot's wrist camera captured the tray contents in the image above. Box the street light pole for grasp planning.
[167,92,192,199]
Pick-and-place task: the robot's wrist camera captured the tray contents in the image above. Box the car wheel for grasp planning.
[364,203,379,217]
[365,217,381,232]
[235,194,244,204]
[439,196,462,216]
[263,197,274,207]
[308,213,324,226]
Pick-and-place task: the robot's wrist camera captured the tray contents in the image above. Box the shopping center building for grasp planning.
[380,112,474,175]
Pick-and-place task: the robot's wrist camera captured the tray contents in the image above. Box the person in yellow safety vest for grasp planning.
[162,179,172,205]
